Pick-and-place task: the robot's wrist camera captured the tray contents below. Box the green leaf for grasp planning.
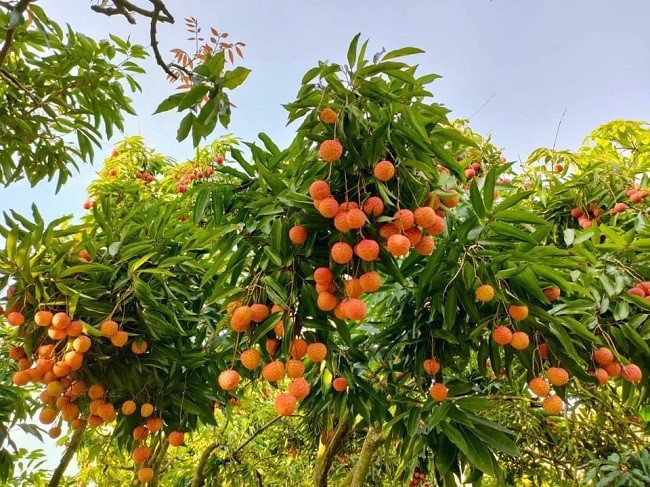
[347,33,361,68]
[488,222,537,244]
[492,190,534,213]
[176,113,194,142]
[222,67,252,90]
[469,180,486,219]
[382,46,425,61]
[493,209,548,226]
[153,93,184,114]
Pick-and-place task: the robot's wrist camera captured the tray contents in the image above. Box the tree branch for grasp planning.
[347,426,385,487]
[0,0,34,67]
[48,424,86,487]
[91,0,172,23]
[313,412,351,487]
[149,2,176,79]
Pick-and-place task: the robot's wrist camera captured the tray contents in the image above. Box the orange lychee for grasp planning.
[374,160,395,181]
[218,369,241,390]
[319,140,343,162]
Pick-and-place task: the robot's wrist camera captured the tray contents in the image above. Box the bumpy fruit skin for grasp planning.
[111,330,128,347]
[52,312,71,329]
[274,393,297,416]
[218,369,241,390]
[309,180,330,200]
[319,139,343,162]
[379,223,399,239]
[543,286,561,301]
[393,209,415,231]
[320,108,338,124]
[475,284,495,302]
[289,226,308,244]
[363,196,384,216]
[100,320,118,337]
[262,361,286,382]
[230,306,253,332]
[429,383,448,401]
[319,197,340,218]
[137,467,154,483]
[492,326,513,345]
[415,236,435,255]
[355,239,380,261]
[592,368,609,385]
[6,311,25,327]
[288,378,310,399]
[286,359,305,379]
[529,377,550,397]
[290,338,308,359]
[73,336,91,353]
[307,343,327,362]
[122,400,137,415]
[621,364,642,383]
[359,272,381,293]
[508,305,529,321]
[547,367,569,386]
[414,206,436,228]
[404,227,422,246]
[314,267,333,284]
[34,310,53,327]
[317,292,338,311]
[344,278,363,298]
[346,208,367,229]
[333,377,348,392]
[250,304,270,323]
[133,446,151,464]
[331,242,353,264]
[374,160,395,181]
[241,349,261,370]
[542,395,563,414]
[593,347,614,366]
[140,403,154,418]
[168,431,184,447]
[605,362,622,377]
[425,215,446,236]
[341,298,366,321]
[423,358,441,375]
[131,341,148,354]
[387,234,411,256]
[510,332,530,350]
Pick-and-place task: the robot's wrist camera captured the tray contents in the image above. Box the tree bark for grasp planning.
[149,439,170,487]
[347,426,385,487]
[313,412,350,487]
[192,443,218,487]
[48,424,86,487]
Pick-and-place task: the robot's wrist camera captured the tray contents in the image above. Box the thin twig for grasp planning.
[0,0,34,67]
[468,93,496,120]
[552,108,567,150]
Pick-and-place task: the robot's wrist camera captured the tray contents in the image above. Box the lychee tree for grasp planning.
[0,33,648,487]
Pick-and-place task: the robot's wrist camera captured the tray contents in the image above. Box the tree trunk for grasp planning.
[48,424,86,487]
[149,439,170,487]
[192,443,218,487]
[313,412,350,487]
[347,426,384,487]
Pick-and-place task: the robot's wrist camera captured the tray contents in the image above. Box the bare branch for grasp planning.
[0,1,14,10]
[149,3,177,79]
[0,0,34,67]
[91,0,172,23]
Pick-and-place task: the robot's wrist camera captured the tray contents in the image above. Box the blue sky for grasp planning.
[2,0,650,472]
[2,0,650,223]
[2,1,650,224]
